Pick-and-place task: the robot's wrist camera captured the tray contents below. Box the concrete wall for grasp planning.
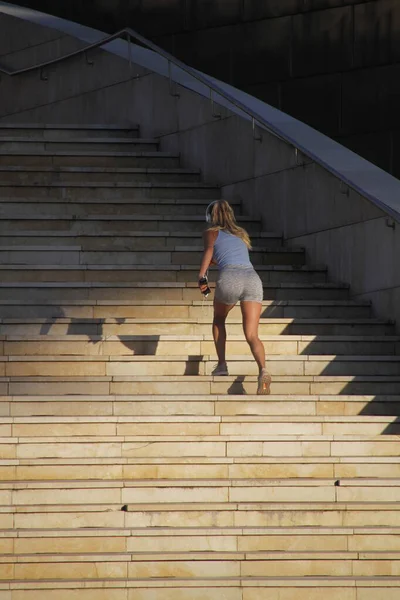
[9,0,400,179]
[1,10,400,330]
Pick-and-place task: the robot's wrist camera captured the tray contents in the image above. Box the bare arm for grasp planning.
[198,229,218,280]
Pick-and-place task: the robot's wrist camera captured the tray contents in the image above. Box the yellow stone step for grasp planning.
[1,354,400,378]
[1,478,400,505]
[0,578,399,599]
[1,550,400,578]
[3,433,399,459]
[1,334,397,356]
[3,394,399,418]
[2,374,398,396]
[0,281,350,302]
[3,502,400,529]
[0,414,398,437]
[0,299,371,320]
[1,456,400,481]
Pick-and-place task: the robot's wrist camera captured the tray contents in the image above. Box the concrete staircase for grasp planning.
[0,123,399,599]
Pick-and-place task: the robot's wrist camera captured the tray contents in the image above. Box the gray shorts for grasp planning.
[215,266,263,305]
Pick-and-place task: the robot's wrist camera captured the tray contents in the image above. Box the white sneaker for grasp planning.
[211,363,229,376]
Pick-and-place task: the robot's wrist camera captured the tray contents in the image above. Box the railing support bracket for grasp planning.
[85,51,94,66]
[340,181,350,196]
[252,118,262,142]
[386,218,396,230]
[168,61,180,98]
[210,89,221,119]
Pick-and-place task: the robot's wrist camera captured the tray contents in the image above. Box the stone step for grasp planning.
[0,182,220,200]
[4,394,400,418]
[0,137,159,152]
[0,229,282,250]
[2,454,400,480]
[0,577,396,599]
[0,477,399,504]
[1,354,400,378]
[0,151,181,168]
[2,374,400,395]
[0,124,140,139]
[0,299,372,319]
[0,198,239,218]
[2,502,400,529]
[3,432,400,458]
[0,550,400,578]
[0,282,350,302]
[0,413,399,436]
[0,247,302,266]
[0,215,263,234]
[0,265,327,284]
[0,166,201,184]
[1,333,396,355]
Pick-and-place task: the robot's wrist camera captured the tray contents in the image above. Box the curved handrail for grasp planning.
[0,27,300,152]
[0,29,127,77]
[1,20,399,223]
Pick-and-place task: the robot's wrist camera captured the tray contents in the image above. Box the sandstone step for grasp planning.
[0,282,350,302]
[1,333,396,355]
[3,433,400,459]
[0,124,140,139]
[0,182,220,200]
[0,412,398,436]
[2,454,400,481]
[0,577,397,599]
[0,151,181,168]
[0,136,159,153]
[4,394,400,418]
[1,478,400,504]
[0,265,327,284]
[0,299,372,320]
[1,354,400,378]
[0,432,398,454]
[0,230,282,250]
[2,524,399,554]
[2,374,400,396]
[0,550,399,578]
[0,166,201,184]
[3,502,400,529]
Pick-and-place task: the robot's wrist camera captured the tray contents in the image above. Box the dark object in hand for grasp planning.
[199,276,211,297]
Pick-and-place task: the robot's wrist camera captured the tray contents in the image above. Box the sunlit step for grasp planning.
[2,454,400,481]
[2,502,400,529]
[3,433,400,459]
[0,299,372,320]
[0,282,350,302]
[0,333,395,355]
[4,394,400,418]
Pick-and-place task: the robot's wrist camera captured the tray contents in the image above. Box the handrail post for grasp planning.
[126,31,132,76]
[210,89,221,119]
[85,51,94,66]
[168,61,180,98]
[252,117,262,142]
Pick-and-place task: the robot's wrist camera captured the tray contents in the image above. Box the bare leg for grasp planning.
[241,301,270,394]
[213,300,235,365]
[240,301,265,372]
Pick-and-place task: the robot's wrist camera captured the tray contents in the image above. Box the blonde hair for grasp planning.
[208,200,252,249]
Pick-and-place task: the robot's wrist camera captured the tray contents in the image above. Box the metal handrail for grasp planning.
[1,22,399,222]
[0,26,288,146]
